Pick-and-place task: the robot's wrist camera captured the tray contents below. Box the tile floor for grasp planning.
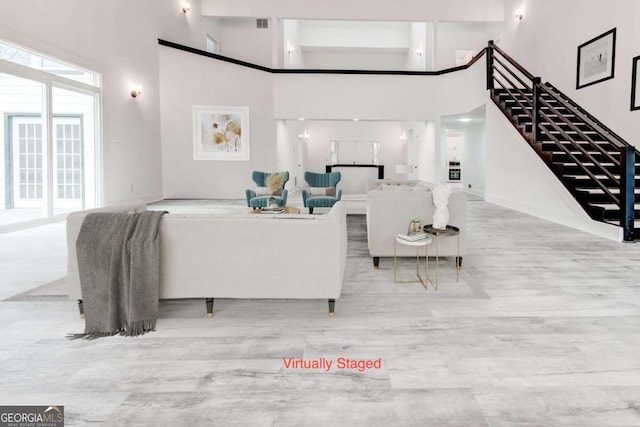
[1,199,640,426]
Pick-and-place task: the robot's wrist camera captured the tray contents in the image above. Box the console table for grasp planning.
[326,164,384,194]
[325,164,384,179]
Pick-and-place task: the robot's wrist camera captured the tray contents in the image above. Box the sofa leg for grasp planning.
[309,207,314,214]
[373,257,379,269]
[328,299,335,318]
[206,298,214,318]
[456,257,463,268]
[77,299,85,319]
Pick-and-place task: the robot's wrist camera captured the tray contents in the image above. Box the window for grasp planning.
[54,117,83,203]
[206,35,219,54]
[13,117,44,205]
[0,40,100,87]
[0,39,101,228]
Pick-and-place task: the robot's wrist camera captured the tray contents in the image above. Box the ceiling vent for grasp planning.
[256,18,268,29]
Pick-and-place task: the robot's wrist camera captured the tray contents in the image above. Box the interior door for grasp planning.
[406,129,419,180]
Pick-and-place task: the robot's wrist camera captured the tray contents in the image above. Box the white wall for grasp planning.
[203,17,221,50]
[203,0,504,22]
[462,123,486,196]
[436,22,501,69]
[301,51,410,71]
[282,20,303,69]
[420,121,439,183]
[500,0,640,146]
[153,14,488,200]
[274,58,488,120]
[485,101,621,240]
[224,17,496,72]
[297,21,410,50]
[215,17,273,68]
[0,0,207,205]
[159,45,275,199]
[407,23,428,71]
[275,120,305,190]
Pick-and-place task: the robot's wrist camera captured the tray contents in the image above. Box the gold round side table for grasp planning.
[423,224,461,288]
[393,234,433,290]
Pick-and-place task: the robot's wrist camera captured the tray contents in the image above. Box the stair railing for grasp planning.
[487,41,537,142]
[487,41,636,241]
[543,82,635,241]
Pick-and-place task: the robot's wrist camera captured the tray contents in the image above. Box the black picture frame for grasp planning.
[632,55,640,111]
[576,28,616,89]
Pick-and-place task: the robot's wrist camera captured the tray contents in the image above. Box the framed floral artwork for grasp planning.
[193,105,250,160]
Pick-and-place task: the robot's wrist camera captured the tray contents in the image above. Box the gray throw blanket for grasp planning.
[73,210,166,338]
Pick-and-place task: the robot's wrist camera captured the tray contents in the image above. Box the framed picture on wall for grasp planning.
[576,28,616,89]
[632,55,640,111]
[193,105,250,161]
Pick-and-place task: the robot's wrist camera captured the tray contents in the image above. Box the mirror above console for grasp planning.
[329,140,381,165]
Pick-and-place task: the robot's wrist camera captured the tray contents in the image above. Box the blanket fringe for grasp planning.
[66,332,118,340]
[123,319,157,337]
[66,319,157,340]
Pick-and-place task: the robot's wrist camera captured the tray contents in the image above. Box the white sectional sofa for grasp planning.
[366,180,467,268]
[67,201,348,316]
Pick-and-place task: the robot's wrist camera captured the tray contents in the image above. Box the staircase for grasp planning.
[487,41,638,241]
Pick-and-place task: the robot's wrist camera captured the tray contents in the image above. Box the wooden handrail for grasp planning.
[489,41,535,81]
[159,39,487,76]
[492,76,534,121]
[542,83,629,149]
[538,110,620,187]
[539,125,620,204]
[492,55,533,91]
[538,97,620,166]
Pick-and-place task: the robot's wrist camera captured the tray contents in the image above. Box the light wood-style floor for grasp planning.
[1,199,640,426]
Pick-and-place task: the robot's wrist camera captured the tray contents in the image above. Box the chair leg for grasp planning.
[328,299,335,317]
[309,207,314,214]
[373,257,380,269]
[206,298,214,318]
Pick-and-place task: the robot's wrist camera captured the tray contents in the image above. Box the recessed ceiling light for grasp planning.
[353,118,359,121]
[458,118,472,122]
[298,118,305,121]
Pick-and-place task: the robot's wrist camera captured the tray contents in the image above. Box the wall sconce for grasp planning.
[514,10,524,20]
[400,132,407,142]
[287,44,296,55]
[298,132,310,142]
[415,48,423,57]
[130,83,142,98]
[182,1,191,13]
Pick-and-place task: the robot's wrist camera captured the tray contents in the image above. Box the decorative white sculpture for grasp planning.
[432,184,451,229]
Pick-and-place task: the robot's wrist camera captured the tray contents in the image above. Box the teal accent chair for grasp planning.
[302,171,342,214]
[246,171,290,208]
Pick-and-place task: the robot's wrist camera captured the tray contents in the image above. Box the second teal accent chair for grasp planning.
[302,171,342,214]
[246,171,290,208]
